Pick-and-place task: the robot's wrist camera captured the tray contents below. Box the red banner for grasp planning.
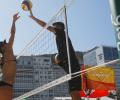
[80,65,116,98]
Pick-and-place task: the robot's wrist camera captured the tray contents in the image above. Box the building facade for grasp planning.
[13,52,83,100]
[83,45,120,90]
[13,56,34,100]
[13,46,120,99]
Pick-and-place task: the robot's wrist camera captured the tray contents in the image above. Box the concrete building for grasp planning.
[83,45,120,94]
[13,56,34,100]
[13,45,120,99]
[13,52,83,100]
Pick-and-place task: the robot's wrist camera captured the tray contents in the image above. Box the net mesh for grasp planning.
[14,6,72,100]
[13,0,120,100]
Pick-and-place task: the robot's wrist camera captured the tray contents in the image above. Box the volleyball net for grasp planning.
[14,58,120,100]
[13,0,120,100]
[14,4,71,100]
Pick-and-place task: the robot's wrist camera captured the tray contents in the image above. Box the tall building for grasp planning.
[13,56,34,100]
[13,52,83,100]
[83,45,120,90]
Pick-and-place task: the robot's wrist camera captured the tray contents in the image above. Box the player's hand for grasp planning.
[13,12,20,22]
[52,54,60,64]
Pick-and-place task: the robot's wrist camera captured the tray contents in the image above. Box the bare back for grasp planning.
[0,86,13,100]
[2,43,16,85]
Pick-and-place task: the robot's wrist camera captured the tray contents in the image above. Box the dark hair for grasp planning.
[0,40,6,47]
[52,22,65,30]
[0,42,3,47]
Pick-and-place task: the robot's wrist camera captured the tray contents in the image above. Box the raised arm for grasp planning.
[8,13,20,48]
[29,9,55,33]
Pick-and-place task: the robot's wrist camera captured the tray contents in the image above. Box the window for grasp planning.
[44,59,49,62]
[33,58,36,61]
[22,61,24,65]
[112,48,118,60]
[103,47,112,60]
[98,53,103,60]
[28,61,31,65]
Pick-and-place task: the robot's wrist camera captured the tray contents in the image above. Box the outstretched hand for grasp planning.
[13,13,20,22]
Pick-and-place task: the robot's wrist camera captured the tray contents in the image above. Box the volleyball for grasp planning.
[21,0,33,11]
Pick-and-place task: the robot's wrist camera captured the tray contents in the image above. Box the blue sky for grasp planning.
[0,0,116,54]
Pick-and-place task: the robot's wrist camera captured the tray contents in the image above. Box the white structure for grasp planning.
[13,52,83,100]
[53,97,115,100]
[83,46,118,66]
[32,55,69,100]
[13,55,69,100]
[53,97,71,100]
[13,56,34,100]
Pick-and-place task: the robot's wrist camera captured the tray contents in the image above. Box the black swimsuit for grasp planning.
[55,30,81,92]
[0,81,13,87]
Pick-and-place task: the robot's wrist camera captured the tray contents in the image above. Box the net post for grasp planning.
[63,1,72,75]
